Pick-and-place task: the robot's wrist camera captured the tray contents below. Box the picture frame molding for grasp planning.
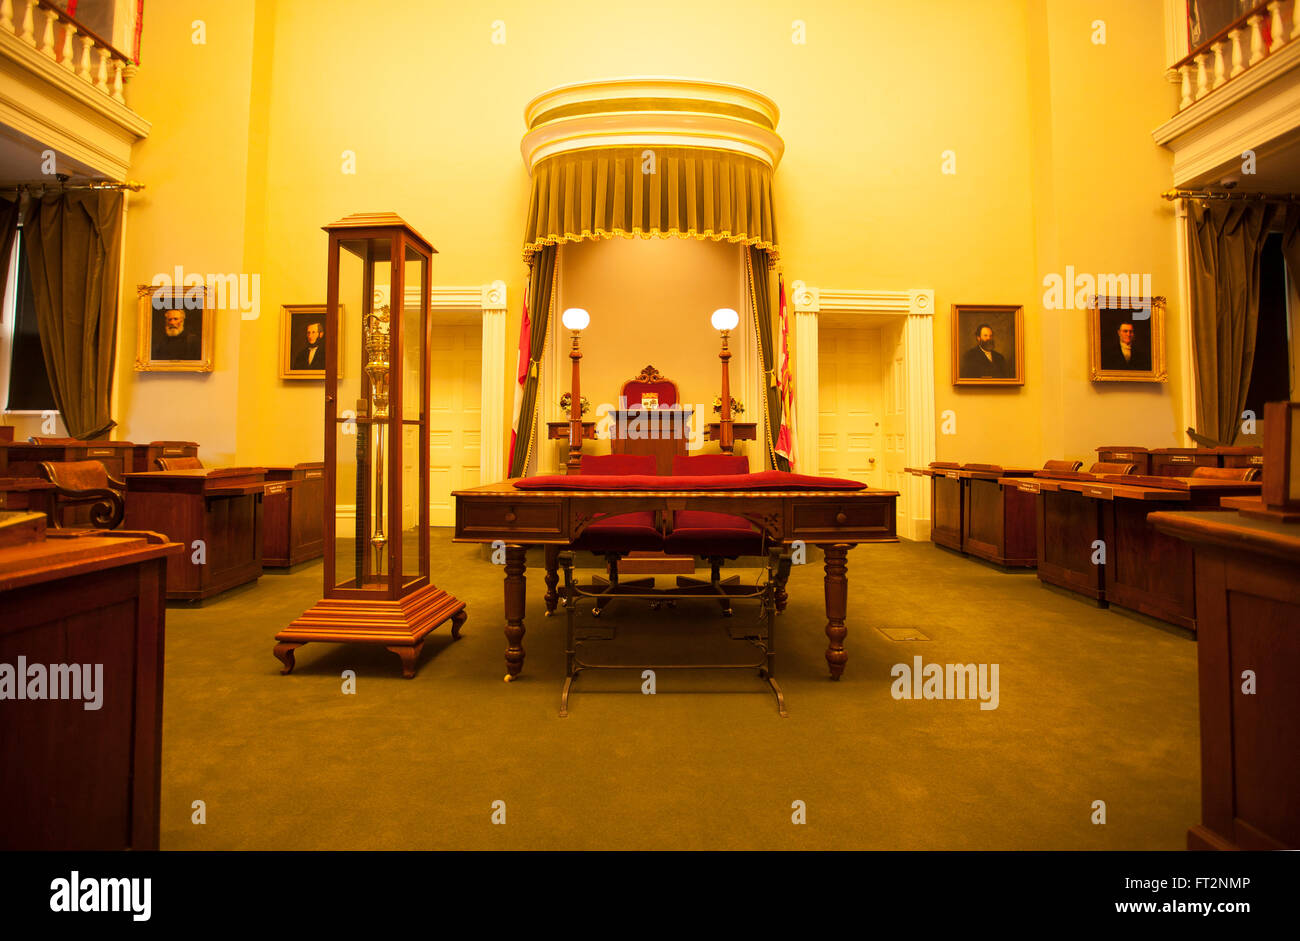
[950,303,1026,387]
[134,284,215,373]
[1087,295,1168,383]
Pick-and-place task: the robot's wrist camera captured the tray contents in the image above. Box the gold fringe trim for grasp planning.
[523,228,779,266]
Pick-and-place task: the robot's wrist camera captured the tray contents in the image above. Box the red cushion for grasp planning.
[672,454,749,476]
[665,511,764,557]
[514,470,868,491]
[573,510,663,553]
[579,454,657,476]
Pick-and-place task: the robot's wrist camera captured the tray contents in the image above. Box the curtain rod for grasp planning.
[1161,188,1300,203]
[0,178,144,194]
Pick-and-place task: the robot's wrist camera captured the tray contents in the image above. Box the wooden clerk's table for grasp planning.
[453,479,898,680]
[261,462,325,567]
[0,513,181,849]
[1150,502,1299,850]
[124,467,267,601]
[1000,472,1261,629]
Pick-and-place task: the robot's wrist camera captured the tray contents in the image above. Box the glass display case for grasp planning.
[276,213,466,678]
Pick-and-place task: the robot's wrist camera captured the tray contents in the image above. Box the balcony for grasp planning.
[0,0,149,179]
[1155,0,1300,188]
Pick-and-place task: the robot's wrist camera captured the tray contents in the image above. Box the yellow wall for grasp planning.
[106,0,1181,471]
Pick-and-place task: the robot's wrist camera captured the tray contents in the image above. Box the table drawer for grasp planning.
[789,499,895,541]
[457,499,565,539]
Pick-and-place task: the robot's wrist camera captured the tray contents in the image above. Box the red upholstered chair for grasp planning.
[621,364,678,408]
[572,454,664,615]
[664,454,764,616]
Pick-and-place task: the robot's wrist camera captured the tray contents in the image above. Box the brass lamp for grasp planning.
[711,307,740,453]
[562,307,590,473]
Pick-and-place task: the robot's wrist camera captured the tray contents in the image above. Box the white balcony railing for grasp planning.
[0,0,131,105]
[1172,0,1300,110]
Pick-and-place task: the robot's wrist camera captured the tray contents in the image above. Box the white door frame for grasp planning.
[790,283,936,540]
[421,281,508,483]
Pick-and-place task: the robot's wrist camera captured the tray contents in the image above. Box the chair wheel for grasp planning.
[592,608,602,618]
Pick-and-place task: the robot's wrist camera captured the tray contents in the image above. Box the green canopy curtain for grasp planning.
[516,144,785,472]
[748,246,789,472]
[1186,200,1277,444]
[0,196,19,305]
[508,244,557,477]
[22,190,123,440]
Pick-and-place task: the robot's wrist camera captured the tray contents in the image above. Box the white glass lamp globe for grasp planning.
[561,307,590,331]
[711,307,740,332]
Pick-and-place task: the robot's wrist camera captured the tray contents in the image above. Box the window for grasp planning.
[1244,231,1293,419]
[1,228,58,413]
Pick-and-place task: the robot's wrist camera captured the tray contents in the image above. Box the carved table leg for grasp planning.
[450,608,467,639]
[503,544,527,681]
[543,544,560,616]
[273,642,303,675]
[388,641,424,679]
[820,544,851,679]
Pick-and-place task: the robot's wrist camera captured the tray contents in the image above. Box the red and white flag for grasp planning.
[775,273,798,470]
[508,281,532,470]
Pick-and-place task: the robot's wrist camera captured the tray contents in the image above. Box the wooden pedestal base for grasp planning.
[275,583,467,678]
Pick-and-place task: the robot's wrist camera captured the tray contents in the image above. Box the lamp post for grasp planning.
[561,307,590,473]
[712,307,739,453]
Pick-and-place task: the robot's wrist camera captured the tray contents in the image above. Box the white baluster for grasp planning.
[1268,2,1286,48]
[1292,0,1300,39]
[1195,52,1211,99]
[1,0,13,33]
[1249,13,1266,63]
[59,22,74,69]
[95,48,108,90]
[1179,64,1194,109]
[1213,40,1227,88]
[111,60,124,102]
[1230,24,1246,75]
[38,6,54,56]
[20,0,34,43]
[77,34,92,80]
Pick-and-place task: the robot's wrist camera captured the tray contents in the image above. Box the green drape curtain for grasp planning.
[1186,200,1278,445]
[508,243,557,477]
[22,191,123,439]
[0,197,19,306]
[748,246,788,472]
[524,147,779,264]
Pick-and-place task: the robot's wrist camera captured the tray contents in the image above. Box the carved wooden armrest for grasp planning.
[45,484,125,529]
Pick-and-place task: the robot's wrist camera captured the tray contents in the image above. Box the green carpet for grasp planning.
[159,535,1198,850]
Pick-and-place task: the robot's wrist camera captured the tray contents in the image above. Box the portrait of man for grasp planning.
[291,321,325,371]
[279,305,335,379]
[1100,318,1151,371]
[151,304,202,361]
[959,324,1011,379]
[952,305,1023,386]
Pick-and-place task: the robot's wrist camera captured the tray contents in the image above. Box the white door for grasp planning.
[818,325,883,487]
[429,323,481,526]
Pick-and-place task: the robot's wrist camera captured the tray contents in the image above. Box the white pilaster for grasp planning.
[790,280,820,476]
[479,280,508,483]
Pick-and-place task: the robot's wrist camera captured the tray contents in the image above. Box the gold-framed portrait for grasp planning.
[135,284,215,372]
[951,304,1025,386]
[279,304,338,380]
[1088,296,1166,382]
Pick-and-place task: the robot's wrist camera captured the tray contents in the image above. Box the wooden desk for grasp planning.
[1149,508,1300,850]
[1096,446,1150,476]
[1149,447,1218,477]
[0,439,135,478]
[262,462,324,567]
[1015,473,1259,627]
[0,477,56,519]
[607,408,693,476]
[0,517,181,849]
[453,479,898,680]
[132,440,200,473]
[906,464,963,551]
[124,467,267,601]
[962,465,1038,566]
